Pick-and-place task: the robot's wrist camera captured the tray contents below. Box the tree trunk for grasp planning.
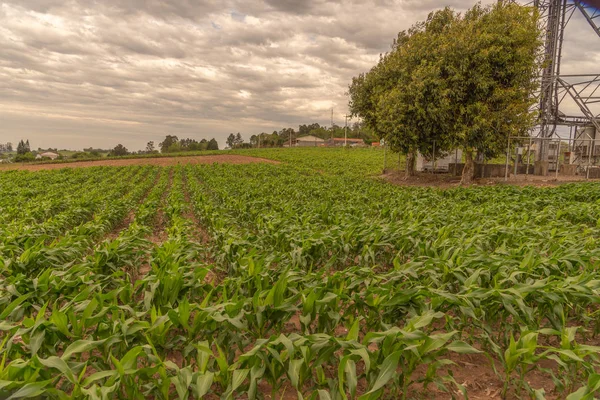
[404,151,416,179]
[461,149,475,185]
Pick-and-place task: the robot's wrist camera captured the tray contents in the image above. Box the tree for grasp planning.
[6,143,12,152]
[16,140,30,155]
[15,152,35,162]
[207,138,219,150]
[111,144,129,156]
[146,141,155,153]
[349,25,436,177]
[349,2,540,183]
[226,133,236,149]
[250,135,258,147]
[444,2,541,183]
[235,133,243,147]
[159,135,179,153]
[375,9,456,178]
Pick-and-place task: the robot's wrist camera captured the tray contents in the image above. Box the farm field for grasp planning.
[0,154,278,172]
[1,149,600,399]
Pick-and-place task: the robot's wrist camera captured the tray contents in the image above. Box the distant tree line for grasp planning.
[226,133,250,149]
[106,135,219,157]
[7,122,374,163]
[226,121,376,149]
[158,136,219,153]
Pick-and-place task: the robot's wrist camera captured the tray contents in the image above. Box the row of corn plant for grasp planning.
[3,152,600,398]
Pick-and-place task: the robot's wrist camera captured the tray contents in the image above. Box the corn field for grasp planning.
[1,148,600,399]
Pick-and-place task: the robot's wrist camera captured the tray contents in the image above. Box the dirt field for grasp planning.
[0,155,278,171]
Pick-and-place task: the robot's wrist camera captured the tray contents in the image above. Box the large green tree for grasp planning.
[349,11,454,178]
[207,138,219,150]
[376,9,456,177]
[349,2,541,183]
[110,144,129,156]
[16,139,31,155]
[443,2,541,183]
[159,135,179,153]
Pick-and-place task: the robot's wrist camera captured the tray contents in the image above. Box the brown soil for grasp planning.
[383,170,597,189]
[181,172,212,246]
[104,210,135,242]
[1,155,278,171]
[408,351,561,400]
[135,169,175,281]
[104,169,158,242]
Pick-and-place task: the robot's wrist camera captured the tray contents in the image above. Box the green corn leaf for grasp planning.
[38,356,76,384]
[565,386,590,400]
[587,373,600,392]
[318,390,332,400]
[119,346,144,371]
[231,368,249,392]
[0,294,32,320]
[360,350,401,397]
[447,341,482,354]
[346,319,360,342]
[194,371,214,398]
[7,381,50,399]
[29,330,45,357]
[61,339,106,360]
[82,370,119,386]
[288,359,303,389]
[345,359,357,398]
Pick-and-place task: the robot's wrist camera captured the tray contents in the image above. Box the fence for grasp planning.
[496,136,600,180]
[401,135,600,180]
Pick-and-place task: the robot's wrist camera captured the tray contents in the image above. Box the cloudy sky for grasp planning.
[0,0,598,151]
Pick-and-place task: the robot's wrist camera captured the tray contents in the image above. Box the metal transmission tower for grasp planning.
[534,0,600,171]
[574,0,600,36]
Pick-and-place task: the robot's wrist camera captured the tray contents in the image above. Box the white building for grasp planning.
[36,152,59,160]
[296,135,325,147]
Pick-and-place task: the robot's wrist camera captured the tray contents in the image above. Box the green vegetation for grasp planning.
[349,2,541,183]
[160,135,220,153]
[1,149,600,399]
[237,147,390,177]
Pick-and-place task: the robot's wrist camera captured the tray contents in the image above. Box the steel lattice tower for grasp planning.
[534,0,600,166]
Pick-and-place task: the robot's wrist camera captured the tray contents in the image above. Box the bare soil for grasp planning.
[383,170,597,189]
[0,155,278,171]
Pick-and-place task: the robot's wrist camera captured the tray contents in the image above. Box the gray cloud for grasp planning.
[0,0,596,150]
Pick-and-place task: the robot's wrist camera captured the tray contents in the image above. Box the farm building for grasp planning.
[296,135,325,147]
[327,138,365,147]
[36,152,59,160]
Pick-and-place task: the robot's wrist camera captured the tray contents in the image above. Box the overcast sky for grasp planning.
[0,1,598,151]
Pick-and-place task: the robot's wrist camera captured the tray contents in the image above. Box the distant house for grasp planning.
[296,135,325,147]
[327,138,365,147]
[36,152,59,160]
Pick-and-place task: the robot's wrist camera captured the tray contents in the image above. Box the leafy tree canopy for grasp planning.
[349,1,541,182]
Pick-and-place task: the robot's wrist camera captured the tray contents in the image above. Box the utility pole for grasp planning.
[344,114,351,147]
[330,108,334,140]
